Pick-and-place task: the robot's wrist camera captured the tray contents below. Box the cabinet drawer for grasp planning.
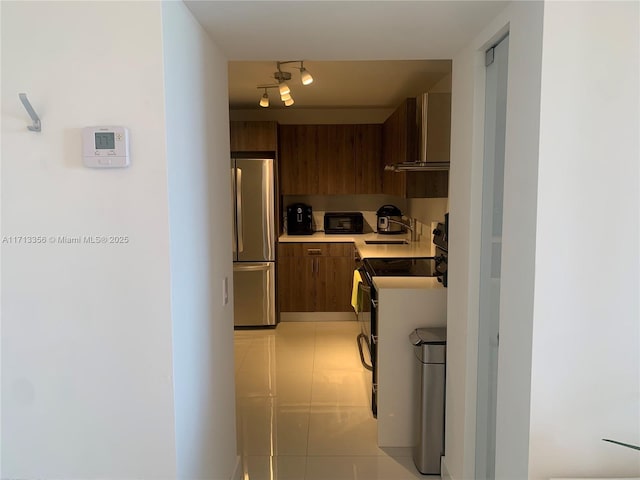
[279,243,320,257]
[278,242,353,258]
[326,243,355,257]
[304,245,327,256]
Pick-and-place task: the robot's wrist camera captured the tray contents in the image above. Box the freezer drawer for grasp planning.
[233,262,276,327]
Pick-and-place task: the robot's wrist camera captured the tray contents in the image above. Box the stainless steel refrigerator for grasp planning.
[231,157,276,327]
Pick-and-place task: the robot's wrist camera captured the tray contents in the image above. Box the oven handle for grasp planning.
[357,266,373,288]
[356,333,373,371]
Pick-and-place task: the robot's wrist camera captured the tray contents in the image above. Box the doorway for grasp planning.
[475,33,509,480]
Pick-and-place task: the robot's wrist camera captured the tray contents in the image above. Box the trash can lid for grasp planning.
[410,327,446,346]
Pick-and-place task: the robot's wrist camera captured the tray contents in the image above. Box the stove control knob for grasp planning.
[433,228,442,236]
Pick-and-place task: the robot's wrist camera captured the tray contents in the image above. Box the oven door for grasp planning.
[356,267,377,417]
[357,278,372,369]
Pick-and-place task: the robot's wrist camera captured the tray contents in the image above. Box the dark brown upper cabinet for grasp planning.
[230,121,278,152]
[381,95,450,198]
[278,124,382,195]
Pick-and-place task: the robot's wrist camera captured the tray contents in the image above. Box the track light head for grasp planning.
[259,92,269,108]
[300,67,313,85]
[278,82,290,96]
[299,61,313,85]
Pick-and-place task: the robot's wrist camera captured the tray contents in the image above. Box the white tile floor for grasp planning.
[234,321,439,480]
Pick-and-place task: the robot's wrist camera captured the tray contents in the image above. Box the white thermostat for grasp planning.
[82,126,130,168]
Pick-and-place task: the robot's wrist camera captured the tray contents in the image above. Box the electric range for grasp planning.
[357,257,439,418]
[356,215,449,417]
[362,257,438,280]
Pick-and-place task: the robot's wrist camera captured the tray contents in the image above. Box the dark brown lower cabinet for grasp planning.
[278,242,355,312]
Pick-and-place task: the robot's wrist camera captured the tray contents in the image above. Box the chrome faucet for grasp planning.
[386,217,418,242]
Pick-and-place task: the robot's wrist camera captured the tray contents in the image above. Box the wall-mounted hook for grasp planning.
[18,93,41,132]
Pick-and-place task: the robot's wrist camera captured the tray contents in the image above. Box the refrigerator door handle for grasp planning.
[234,263,272,272]
[231,166,237,255]
[236,167,244,253]
[263,160,275,259]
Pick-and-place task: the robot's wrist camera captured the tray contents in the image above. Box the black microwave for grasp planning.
[324,212,364,234]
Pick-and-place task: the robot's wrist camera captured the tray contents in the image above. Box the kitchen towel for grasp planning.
[351,269,363,313]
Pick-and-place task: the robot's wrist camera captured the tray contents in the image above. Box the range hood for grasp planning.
[385,92,451,172]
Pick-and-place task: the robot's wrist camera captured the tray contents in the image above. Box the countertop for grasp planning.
[372,276,444,290]
[278,231,435,259]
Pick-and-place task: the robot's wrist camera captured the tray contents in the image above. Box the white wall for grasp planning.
[161,2,238,479]
[428,73,452,94]
[492,4,544,478]
[529,2,640,479]
[407,198,449,227]
[1,2,176,478]
[445,1,544,478]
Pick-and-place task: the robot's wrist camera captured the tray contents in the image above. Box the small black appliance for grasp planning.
[286,203,313,235]
[324,212,364,234]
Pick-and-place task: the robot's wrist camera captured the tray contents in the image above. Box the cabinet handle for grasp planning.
[307,248,322,255]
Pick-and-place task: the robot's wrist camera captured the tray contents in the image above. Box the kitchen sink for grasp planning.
[364,239,410,245]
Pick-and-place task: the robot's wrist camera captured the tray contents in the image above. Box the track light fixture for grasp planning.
[256,60,314,107]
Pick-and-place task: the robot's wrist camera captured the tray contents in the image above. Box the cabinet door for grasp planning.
[354,124,383,194]
[316,125,355,195]
[230,121,277,152]
[278,255,316,312]
[279,124,385,196]
[382,99,417,162]
[278,125,319,195]
[316,243,356,312]
[382,99,417,197]
[278,243,316,312]
[319,256,356,312]
[278,243,355,313]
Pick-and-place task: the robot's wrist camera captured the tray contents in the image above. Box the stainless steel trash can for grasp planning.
[409,327,446,475]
